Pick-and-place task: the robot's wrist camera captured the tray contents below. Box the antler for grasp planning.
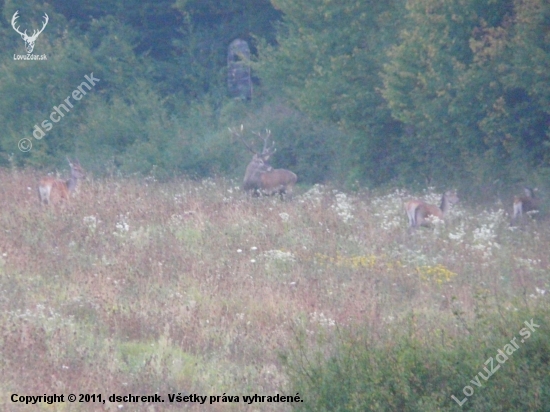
[229,124,258,154]
[11,11,49,40]
[230,125,277,158]
[11,11,23,36]
[252,129,276,156]
[31,13,49,40]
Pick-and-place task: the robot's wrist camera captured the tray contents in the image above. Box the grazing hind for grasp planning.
[405,191,459,228]
[38,157,85,206]
[511,187,539,224]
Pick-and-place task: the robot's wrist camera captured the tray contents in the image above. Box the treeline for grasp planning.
[0,0,548,195]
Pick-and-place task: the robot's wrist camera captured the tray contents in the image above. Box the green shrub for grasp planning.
[284,309,550,411]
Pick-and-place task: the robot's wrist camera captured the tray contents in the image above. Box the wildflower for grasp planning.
[299,184,325,203]
[371,189,408,230]
[331,192,354,223]
[310,311,336,327]
[113,214,130,237]
[115,221,129,232]
[83,215,97,230]
[417,264,457,285]
[263,250,295,262]
[448,223,465,242]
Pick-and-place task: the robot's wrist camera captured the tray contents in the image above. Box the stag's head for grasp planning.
[12,11,49,54]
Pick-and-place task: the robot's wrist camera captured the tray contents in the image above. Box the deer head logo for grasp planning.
[11,10,49,54]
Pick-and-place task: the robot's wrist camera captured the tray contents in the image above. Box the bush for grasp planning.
[283,308,550,411]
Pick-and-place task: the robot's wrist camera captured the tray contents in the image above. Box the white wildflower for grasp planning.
[310,311,336,327]
[83,215,97,231]
[371,189,408,230]
[201,178,216,188]
[299,184,326,203]
[448,222,466,242]
[331,192,354,223]
[116,221,129,232]
[263,250,295,262]
[114,213,130,237]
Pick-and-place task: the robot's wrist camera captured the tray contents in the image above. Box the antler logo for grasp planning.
[11,10,49,54]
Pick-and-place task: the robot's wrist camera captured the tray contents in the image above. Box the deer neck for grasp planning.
[66,175,79,192]
[439,194,449,215]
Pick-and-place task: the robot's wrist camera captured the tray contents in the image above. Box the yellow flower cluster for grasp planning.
[315,253,405,272]
[315,253,377,269]
[416,264,457,285]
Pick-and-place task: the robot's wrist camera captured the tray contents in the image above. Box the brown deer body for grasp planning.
[38,158,85,206]
[259,168,298,198]
[230,125,297,199]
[405,191,459,228]
[512,187,539,223]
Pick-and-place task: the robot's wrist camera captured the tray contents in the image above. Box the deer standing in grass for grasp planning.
[405,191,459,228]
[511,187,540,224]
[230,125,297,199]
[38,157,85,206]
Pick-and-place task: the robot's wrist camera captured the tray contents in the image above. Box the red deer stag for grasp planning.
[405,191,459,228]
[230,125,297,199]
[511,187,540,224]
[38,157,85,206]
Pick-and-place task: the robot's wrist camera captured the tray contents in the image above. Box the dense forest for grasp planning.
[1,0,549,196]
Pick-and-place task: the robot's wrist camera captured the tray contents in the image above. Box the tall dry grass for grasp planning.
[0,169,548,410]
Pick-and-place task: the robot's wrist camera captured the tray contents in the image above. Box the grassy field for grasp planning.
[0,169,548,411]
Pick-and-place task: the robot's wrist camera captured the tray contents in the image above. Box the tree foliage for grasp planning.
[0,0,548,190]
[382,0,550,188]
[256,0,405,185]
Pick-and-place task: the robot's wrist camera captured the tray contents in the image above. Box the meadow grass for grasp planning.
[0,170,548,411]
